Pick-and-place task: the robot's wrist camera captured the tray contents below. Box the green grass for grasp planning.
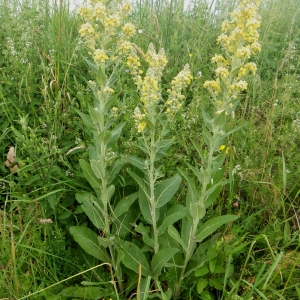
[0,0,300,299]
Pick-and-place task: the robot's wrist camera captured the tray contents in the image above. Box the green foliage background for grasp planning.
[0,0,300,299]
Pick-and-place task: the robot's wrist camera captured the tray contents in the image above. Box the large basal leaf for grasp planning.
[69,226,109,262]
[121,241,150,276]
[157,204,186,236]
[75,192,105,230]
[196,215,239,242]
[79,159,101,191]
[151,248,179,276]
[155,174,182,208]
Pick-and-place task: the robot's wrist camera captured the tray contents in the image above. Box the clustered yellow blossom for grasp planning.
[144,43,168,79]
[204,0,261,114]
[130,44,168,113]
[215,67,230,78]
[112,106,118,117]
[93,3,105,19]
[118,41,133,54]
[126,49,143,86]
[219,145,230,155]
[122,23,136,37]
[77,0,135,65]
[93,49,109,65]
[133,107,146,132]
[104,15,120,34]
[203,80,221,95]
[104,87,115,94]
[166,64,193,115]
[79,23,95,37]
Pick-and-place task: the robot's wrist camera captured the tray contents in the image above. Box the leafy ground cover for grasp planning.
[0,0,300,299]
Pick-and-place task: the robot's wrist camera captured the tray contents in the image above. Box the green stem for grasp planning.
[173,218,198,298]
[149,128,159,254]
[175,126,220,298]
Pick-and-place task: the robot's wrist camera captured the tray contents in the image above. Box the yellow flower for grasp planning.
[93,49,109,64]
[203,80,221,95]
[238,62,257,77]
[235,80,248,90]
[215,67,230,78]
[133,107,146,132]
[211,54,228,66]
[250,41,261,53]
[236,46,251,59]
[104,87,114,94]
[104,15,120,33]
[120,2,132,15]
[118,41,133,54]
[79,23,95,37]
[219,145,230,154]
[122,23,136,37]
[77,7,93,19]
[166,64,192,115]
[93,3,106,19]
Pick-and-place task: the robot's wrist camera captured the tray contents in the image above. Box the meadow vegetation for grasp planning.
[0,0,300,299]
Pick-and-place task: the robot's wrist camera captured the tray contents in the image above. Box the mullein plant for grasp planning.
[123,43,192,293]
[170,0,262,298]
[69,0,140,297]
[69,0,261,299]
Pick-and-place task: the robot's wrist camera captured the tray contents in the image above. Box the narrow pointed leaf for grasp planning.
[154,139,174,161]
[70,226,109,262]
[113,191,138,218]
[196,215,239,242]
[157,204,186,235]
[122,241,150,276]
[79,159,100,191]
[151,248,179,276]
[108,122,125,146]
[126,155,147,174]
[155,174,182,208]
[90,159,105,180]
[168,225,188,253]
[75,192,105,230]
[76,110,96,131]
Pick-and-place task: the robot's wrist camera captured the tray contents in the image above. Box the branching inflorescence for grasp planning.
[204,0,261,115]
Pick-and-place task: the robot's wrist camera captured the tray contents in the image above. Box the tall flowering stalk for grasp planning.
[123,43,192,288]
[204,0,261,116]
[172,1,262,298]
[69,0,137,296]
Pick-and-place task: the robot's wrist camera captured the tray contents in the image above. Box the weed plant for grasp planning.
[0,0,300,299]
